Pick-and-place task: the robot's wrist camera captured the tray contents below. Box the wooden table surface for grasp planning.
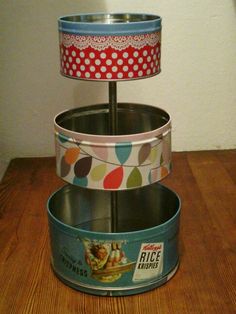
[0,151,235,313]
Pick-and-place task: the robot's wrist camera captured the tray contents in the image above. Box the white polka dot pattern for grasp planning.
[60,32,161,81]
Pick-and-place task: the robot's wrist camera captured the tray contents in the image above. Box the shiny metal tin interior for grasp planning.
[48,184,180,233]
[60,13,160,24]
[55,103,170,136]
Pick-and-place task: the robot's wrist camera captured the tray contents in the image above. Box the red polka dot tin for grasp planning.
[58,13,162,81]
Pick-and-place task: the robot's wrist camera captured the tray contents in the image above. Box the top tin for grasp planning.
[58,13,162,81]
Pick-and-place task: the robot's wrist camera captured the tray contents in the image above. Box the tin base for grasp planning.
[51,261,179,296]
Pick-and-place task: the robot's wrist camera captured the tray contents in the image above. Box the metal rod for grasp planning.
[111,191,118,233]
[109,81,117,134]
[108,81,118,233]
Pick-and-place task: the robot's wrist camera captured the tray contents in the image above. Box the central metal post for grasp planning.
[109,81,117,134]
[109,81,118,233]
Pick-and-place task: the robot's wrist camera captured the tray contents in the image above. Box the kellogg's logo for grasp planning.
[142,244,162,251]
[132,242,164,282]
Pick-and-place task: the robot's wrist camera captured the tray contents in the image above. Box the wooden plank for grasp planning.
[215,150,236,184]
[163,152,236,313]
[187,151,236,311]
[0,153,235,313]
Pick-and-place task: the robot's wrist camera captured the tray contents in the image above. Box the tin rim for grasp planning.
[58,13,162,36]
[54,103,171,145]
[47,183,181,240]
[51,260,179,295]
[59,70,161,83]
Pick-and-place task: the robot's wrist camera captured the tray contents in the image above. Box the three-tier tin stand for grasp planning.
[47,13,181,296]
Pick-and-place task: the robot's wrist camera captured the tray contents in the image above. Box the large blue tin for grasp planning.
[47,183,180,296]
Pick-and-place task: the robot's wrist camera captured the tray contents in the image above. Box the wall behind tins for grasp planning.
[0,0,236,163]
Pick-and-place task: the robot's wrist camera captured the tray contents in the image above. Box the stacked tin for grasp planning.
[47,13,181,296]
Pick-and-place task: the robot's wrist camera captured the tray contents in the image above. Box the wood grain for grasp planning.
[0,152,235,314]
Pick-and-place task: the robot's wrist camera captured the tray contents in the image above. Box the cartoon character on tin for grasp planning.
[83,239,135,283]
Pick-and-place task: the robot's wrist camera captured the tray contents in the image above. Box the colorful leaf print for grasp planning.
[90,164,107,181]
[138,143,151,165]
[148,168,158,184]
[115,142,132,165]
[73,176,88,187]
[126,167,142,188]
[148,145,158,163]
[92,145,108,161]
[64,147,80,165]
[162,133,171,163]
[74,156,92,178]
[58,133,68,143]
[60,156,71,177]
[55,142,61,160]
[160,166,169,178]
[160,153,164,165]
[103,166,123,189]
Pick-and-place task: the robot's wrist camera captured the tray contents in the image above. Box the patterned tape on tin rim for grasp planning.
[55,130,171,191]
[58,13,162,81]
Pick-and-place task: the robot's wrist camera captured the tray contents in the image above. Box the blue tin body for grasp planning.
[47,184,180,296]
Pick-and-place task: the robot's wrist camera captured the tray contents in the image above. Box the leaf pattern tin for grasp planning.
[54,103,171,190]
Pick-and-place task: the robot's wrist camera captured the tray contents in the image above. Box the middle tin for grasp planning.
[55,103,171,190]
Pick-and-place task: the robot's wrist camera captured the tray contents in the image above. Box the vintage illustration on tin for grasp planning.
[83,239,135,283]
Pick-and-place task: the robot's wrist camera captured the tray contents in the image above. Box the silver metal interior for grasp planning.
[48,184,179,233]
[56,103,169,136]
[60,14,159,24]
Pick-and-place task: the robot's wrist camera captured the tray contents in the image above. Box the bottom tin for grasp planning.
[47,183,181,296]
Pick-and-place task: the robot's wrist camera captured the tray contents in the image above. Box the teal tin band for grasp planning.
[47,183,180,296]
[58,13,162,36]
[52,261,179,296]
